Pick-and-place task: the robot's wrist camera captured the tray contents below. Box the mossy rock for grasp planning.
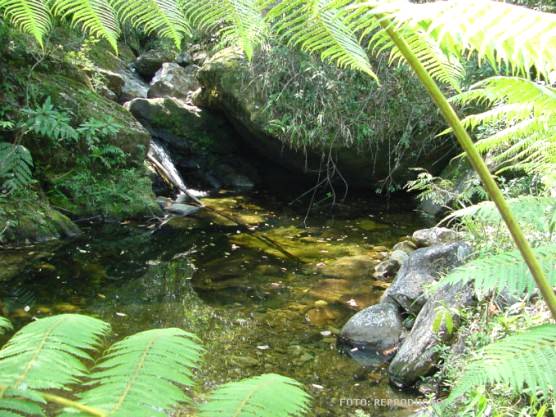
[196,46,454,189]
[0,192,80,246]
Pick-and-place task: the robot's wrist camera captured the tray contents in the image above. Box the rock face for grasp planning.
[340,303,403,356]
[134,49,175,80]
[382,242,471,315]
[388,282,475,387]
[148,63,200,99]
[412,227,461,247]
[195,47,454,189]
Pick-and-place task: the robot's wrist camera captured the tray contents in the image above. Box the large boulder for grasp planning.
[195,47,454,189]
[388,282,475,387]
[382,242,471,315]
[339,303,404,361]
[412,227,461,247]
[134,49,176,80]
[148,63,200,99]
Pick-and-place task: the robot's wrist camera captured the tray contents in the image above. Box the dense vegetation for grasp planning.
[0,0,555,417]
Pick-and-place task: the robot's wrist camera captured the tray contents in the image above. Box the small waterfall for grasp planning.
[148,140,188,194]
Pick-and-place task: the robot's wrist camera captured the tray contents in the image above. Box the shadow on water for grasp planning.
[0,191,428,417]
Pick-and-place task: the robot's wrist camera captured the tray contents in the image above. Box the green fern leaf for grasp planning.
[0,0,51,47]
[0,314,110,391]
[0,142,34,193]
[445,324,556,404]
[51,0,120,52]
[0,397,46,417]
[110,0,190,49]
[0,317,13,335]
[58,328,203,417]
[199,373,311,417]
[438,244,556,297]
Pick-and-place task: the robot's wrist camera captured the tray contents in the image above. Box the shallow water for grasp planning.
[0,192,427,417]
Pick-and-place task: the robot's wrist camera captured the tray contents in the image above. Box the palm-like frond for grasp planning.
[110,0,190,49]
[0,0,50,47]
[199,373,311,417]
[438,243,556,297]
[265,0,377,79]
[445,324,556,404]
[0,142,34,194]
[59,328,203,417]
[187,0,265,60]
[380,0,556,80]
[0,318,12,336]
[0,314,109,391]
[51,0,120,52]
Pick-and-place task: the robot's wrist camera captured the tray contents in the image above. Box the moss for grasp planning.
[0,191,80,246]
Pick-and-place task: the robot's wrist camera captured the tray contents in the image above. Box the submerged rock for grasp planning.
[317,255,376,279]
[148,63,200,99]
[339,303,403,360]
[381,242,471,315]
[388,282,475,387]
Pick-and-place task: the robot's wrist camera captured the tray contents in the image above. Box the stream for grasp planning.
[0,192,427,417]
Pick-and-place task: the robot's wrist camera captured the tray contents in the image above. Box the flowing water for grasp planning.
[0,192,427,417]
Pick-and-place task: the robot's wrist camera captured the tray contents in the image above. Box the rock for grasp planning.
[120,68,149,102]
[196,47,453,190]
[412,227,460,248]
[382,242,471,315]
[339,303,403,359]
[134,49,175,80]
[309,279,351,303]
[191,50,209,65]
[96,68,125,97]
[176,51,193,66]
[305,305,342,326]
[148,63,200,99]
[389,249,409,267]
[393,240,417,253]
[318,255,376,279]
[388,282,475,387]
[167,203,201,216]
[373,258,399,279]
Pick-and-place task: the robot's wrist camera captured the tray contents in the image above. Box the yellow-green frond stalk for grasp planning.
[0,0,51,47]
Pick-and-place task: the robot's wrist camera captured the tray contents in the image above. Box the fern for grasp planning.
[57,328,202,417]
[187,0,265,60]
[110,0,190,49]
[199,373,311,417]
[445,324,556,404]
[51,0,120,52]
[438,243,556,297]
[0,142,34,194]
[0,0,51,47]
[0,318,13,336]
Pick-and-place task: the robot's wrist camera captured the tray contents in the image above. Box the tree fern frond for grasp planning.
[51,0,120,52]
[438,243,556,297]
[188,0,265,60]
[0,318,13,336]
[445,324,556,404]
[0,314,110,391]
[59,328,203,417]
[199,373,311,417]
[265,0,377,79]
[0,142,34,194]
[381,0,556,79]
[110,0,190,49]
[0,397,46,417]
[0,0,51,47]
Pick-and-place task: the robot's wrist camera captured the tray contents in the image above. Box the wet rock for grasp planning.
[134,49,175,80]
[389,250,409,267]
[318,255,376,279]
[176,51,193,66]
[393,240,417,254]
[373,258,399,279]
[382,242,471,315]
[309,279,351,303]
[120,68,149,102]
[97,68,125,97]
[339,303,403,357]
[148,63,200,99]
[412,227,460,248]
[167,203,201,216]
[305,305,342,326]
[388,282,475,387]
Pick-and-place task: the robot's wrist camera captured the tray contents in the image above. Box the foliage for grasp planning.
[0,142,34,195]
[21,97,78,142]
[0,314,310,417]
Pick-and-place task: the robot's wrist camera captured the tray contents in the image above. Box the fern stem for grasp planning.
[378,18,556,320]
[0,385,106,417]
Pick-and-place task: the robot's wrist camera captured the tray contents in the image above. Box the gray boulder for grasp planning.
[382,242,471,315]
[120,68,149,102]
[388,282,475,387]
[135,49,175,80]
[148,63,200,99]
[339,303,403,358]
[412,227,461,248]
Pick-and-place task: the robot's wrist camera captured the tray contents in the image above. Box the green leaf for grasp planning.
[0,0,51,47]
[199,373,311,417]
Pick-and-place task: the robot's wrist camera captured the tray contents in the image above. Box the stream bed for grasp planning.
[0,192,428,417]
